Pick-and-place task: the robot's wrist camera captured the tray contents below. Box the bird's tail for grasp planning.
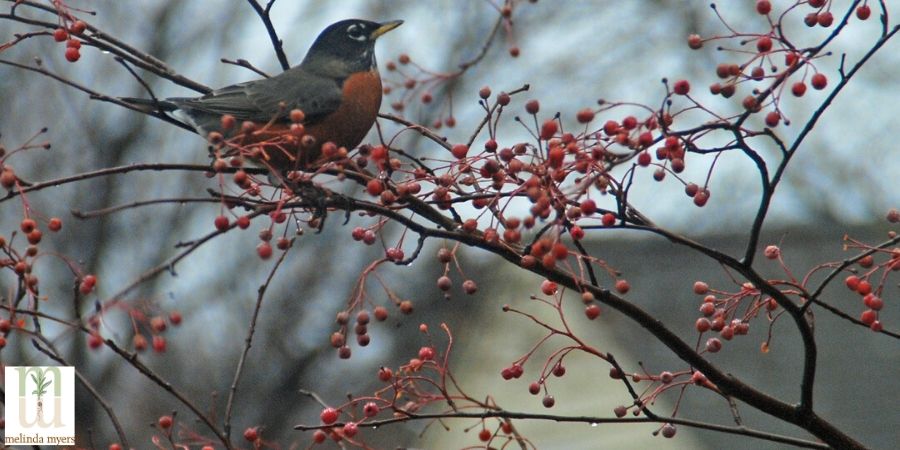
[119,97,179,112]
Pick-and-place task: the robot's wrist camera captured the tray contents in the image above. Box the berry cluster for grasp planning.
[51,20,87,62]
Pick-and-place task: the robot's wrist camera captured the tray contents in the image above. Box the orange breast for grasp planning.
[241,71,383,170]
[306,70,383,152]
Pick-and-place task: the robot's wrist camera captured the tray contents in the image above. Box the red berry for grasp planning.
[133,334,148,352]
[756,0,771,15]
[856,5,871,20]
[214,215,229,231]
[462,279,478,294]
[478,428,492,441]
[804,12,819,27]
[696,317,711,332]
[158,415,173,429]
[570,225,585,240]
[0,168,16,189]
[479,86,492,99]
[366,179,384,196]
[88,332,103,349]
[256,242,273,260]
[0,319,10,333]
[673,79,690,95]
[47,217,62,232]
[418,346,435,361]
[243,427,259,442]
[542,395,555,408]
[585,304,601,320]
[693,281,709,295]
[637,151,651,166]
[109,444,122,450]
[313,430,327,443]
[864,295,884,311]
[705,337,722,352]
[525,99,540,114]
[792,82,807,97]
[845,275,860,291]
[765,111,781,127]
[451,143,469,159]
[887,208,900,223]
[601,213,616,227]
[20,218,36,233]
[437,275,452,291]
[687,34,703,49]
[693,189,709,207]
[576,108,595,123]
[152,335,166,352]
[580,199,597,215]
[756,36,773,53]
[614,405,628,417]
[64,47,80,62]
[66,38,81,49]
[71,20,87,34]
[764,245,780,259]
[540,120,558,140]
[860,309,877,325]
[856,280,872,295]
[377,367,393,381]
[53,28,68,42]
[615,279,630,294]
[541,280,558,295]
[27,229,42,245]
[320,407,339,425]
[150,316,167,333]
[817,12,834,27]
[811,73,827,90]
[386,247,404,261]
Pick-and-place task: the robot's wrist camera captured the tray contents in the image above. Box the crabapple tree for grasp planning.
[0,1,898,449]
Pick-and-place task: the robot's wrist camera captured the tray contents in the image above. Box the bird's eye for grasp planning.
[346,24,367,42]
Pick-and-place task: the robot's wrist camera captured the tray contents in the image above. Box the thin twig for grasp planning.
[224,249,289,439]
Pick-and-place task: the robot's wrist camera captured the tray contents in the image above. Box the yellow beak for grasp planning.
[371,20,403,39]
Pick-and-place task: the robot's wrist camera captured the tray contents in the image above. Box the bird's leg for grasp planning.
[284,173,331,233]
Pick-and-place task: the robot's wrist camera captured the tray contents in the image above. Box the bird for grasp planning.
[125,19,403,170]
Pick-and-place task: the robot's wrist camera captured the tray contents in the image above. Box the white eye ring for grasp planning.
[346,24,366,42]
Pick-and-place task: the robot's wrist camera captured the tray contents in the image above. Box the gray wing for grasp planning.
[169,68,343,133]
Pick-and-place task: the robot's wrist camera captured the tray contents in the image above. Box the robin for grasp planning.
[125,19,402,170]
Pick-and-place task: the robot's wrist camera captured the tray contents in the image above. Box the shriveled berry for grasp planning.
[673,80,690,96]
[661,423,677,438]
